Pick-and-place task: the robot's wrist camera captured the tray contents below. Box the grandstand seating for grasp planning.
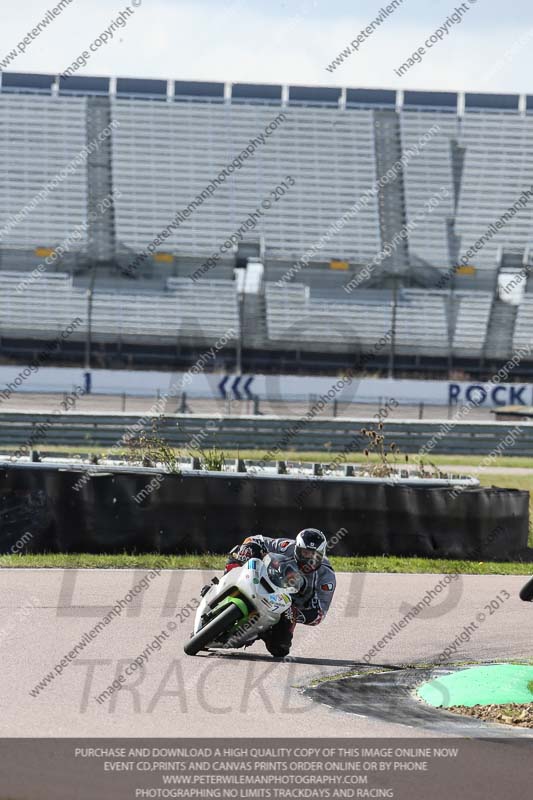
[0,94,88,249]
[400,111,457,267]
[265,283,451,355]
[265,282,393,349]
[0,271,87,340]
[0,267,506,363]
[456,113,533,268]
[396,289,449,355]
[0,273,238,345]
[2,76,533,277]
[451,291,493,357]
[513,295,533,352]
[110,99,382,263]
[1,74,533,367]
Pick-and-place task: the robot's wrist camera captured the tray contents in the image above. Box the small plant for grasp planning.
[122,417,181,474]
[199,445,226,471]
[360,425,398,477]
[360,425,449,479]
[410,454,448,479]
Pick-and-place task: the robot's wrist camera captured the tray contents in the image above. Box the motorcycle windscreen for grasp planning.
[263,553,304,593]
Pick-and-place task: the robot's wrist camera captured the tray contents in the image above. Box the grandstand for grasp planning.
[0,93,88,249]
[1,72,533,375]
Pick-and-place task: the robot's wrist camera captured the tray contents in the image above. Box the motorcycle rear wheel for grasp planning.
[183,603,244,655]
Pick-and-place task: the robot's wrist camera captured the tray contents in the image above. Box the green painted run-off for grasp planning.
[417,664,533,708]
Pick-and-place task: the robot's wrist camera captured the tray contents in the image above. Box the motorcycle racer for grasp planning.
[224,529,336,657]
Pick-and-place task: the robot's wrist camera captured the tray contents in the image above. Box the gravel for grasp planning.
[448,703,533,727]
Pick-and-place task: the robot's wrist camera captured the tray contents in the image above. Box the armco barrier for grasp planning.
[0,462,528,560]
[0,411,532,455]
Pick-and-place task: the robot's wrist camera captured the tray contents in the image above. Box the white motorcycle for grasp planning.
[183,553,303,656]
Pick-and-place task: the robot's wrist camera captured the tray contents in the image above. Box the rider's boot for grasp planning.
[261,606,297,658]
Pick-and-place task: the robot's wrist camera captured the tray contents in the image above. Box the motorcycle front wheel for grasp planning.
[183,603,244,655]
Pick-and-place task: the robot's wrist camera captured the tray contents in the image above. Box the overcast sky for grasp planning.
[0,0,532,94]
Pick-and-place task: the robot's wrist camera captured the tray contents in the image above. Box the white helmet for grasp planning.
[294,528,327,572]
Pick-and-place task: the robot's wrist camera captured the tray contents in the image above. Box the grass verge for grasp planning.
[1,553,532,574]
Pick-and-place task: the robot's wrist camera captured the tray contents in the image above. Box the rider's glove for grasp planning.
[284,605,298,625]
[235,539,267,564]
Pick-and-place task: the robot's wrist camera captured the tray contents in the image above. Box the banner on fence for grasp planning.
[1,366,533,408]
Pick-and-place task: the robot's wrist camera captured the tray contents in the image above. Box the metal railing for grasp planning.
[0,411,529,455]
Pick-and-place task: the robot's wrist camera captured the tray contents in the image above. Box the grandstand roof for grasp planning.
[0,72,527,113]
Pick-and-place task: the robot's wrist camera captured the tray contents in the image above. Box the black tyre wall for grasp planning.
[0,465,528,560]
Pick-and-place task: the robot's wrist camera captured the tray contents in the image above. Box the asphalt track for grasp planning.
[2,569,533,738]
